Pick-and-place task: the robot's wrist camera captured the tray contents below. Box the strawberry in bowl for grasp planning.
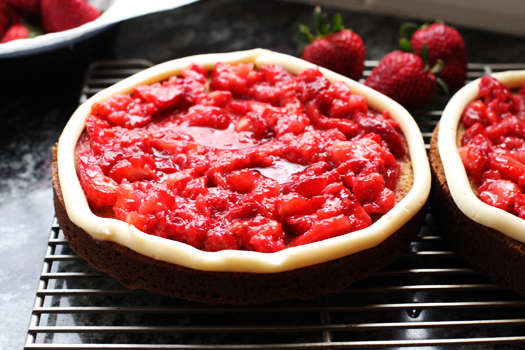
[0,0,101,43]
[53,49,431,304]
[430,70,525,298]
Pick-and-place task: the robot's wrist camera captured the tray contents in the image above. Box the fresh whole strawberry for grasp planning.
[6,0,40,17]
[405,22,467,93]
[1,22,30,42]
[0,0,20,38]
[40,0,100,33]
[299,6,365,81]
[364,50,437,110]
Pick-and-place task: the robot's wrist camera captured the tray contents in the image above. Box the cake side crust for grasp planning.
[430,125,525,298]
[53,148,426,304]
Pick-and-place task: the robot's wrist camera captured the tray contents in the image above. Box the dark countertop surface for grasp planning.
[1,0,525,348]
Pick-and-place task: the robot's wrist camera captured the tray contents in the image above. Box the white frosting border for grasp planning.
[438,70,525,243]
[57,48,431,273]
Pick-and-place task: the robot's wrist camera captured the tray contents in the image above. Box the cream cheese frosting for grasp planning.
[57,48,431,273]
[438,70,525,244]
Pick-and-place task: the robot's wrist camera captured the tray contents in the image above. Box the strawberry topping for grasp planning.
[459,76,525,218]
[76,63,408,252]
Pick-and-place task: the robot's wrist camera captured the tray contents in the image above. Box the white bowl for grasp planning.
[0,0,196,58]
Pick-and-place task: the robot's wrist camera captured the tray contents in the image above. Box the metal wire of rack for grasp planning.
[25,60,525,349]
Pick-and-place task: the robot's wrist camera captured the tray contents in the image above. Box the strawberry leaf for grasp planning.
[313,6,329,36]
[298,24,314,44]
[399,22,419,39]
[309,6,344,38]
[330,13,344,33]
[436,76,450,95]
[420,44,429,64]
[399,38,414,53]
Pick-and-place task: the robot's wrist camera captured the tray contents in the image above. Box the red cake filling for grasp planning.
[459,75,525,218]
[76,62,407,253]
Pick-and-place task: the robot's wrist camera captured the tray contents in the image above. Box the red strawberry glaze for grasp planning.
[76,63,408,253]
[458,76,525,219]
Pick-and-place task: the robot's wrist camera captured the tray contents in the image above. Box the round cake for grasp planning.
[430,70,525,298]
[53,49,431,304]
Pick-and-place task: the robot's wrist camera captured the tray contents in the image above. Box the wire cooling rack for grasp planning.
[25,60,525,349]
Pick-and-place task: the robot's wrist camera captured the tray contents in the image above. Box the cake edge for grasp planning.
[430,124,525,298]
[52,147,427,304]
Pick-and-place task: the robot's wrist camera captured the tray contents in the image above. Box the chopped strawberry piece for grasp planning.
[186,105,231,130]
[478,179,520,212]
[85,115,119,153]
[182,63,208,84]
[353,172,395,214]
[274,113,310,137]
[235,110,273,139]
[92,94,155,129]
[316,81,368,120]
[286,130,325,164]
[296,68,331,103]
[181,176,208,199]
[205,226,239,251]
[231,216,284,252]
[487,115,525,144]
[356,114,405,157]
[281,174,331,198]
[316,195,352,219]
[329,136,398,174]
[126,212,158,233]
[198,90,232,108]
[162,209,212,249]
[137,186,173,215]
[108,154,158,183]
[462,100,498,128]
[134,83,183,111]
[113,181,137,220]
[316,116,357,138]
[496,137,525,151]
[488,149,525,184]
[219,196,266,222]
[225,169,260,193]
[479,76,520,116]
[458,134,491,184]
[248,65,295,106]
[514,194,525,219]
[289,214,367,247]
[461,122,492,147]
[362,187,396,214]
[353,172,384,203]
[251,177,280,202]
[274,192,324,221]
[203,188,238,213]
[77,150,118,208]
[210,62,255,96]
